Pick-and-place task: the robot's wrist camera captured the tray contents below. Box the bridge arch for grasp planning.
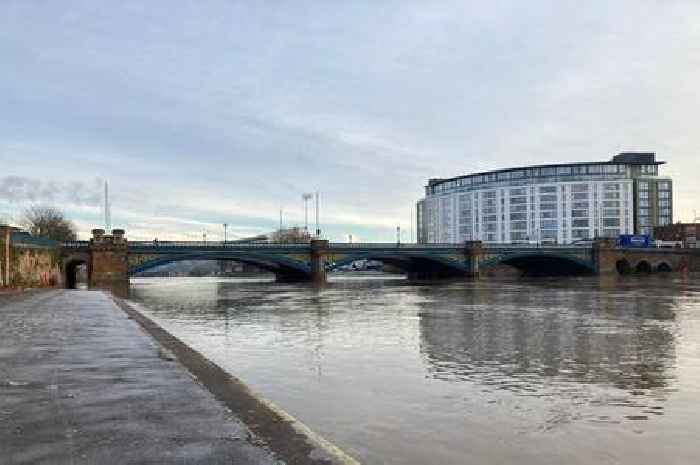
[635,260,652,274]
[128,251,312,280]
[63,252,90,289]
[480,252,595,276]
[328,252,469,278]
[655,262,672,273]
[616,259,632,275]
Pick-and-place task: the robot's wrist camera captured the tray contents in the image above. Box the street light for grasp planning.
[315,191,320,237]
[302,193,313,234]
[223,223,228,244]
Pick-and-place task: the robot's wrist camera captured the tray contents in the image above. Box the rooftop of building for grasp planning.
[427,152,665,187]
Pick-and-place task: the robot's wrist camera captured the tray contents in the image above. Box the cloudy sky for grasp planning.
[1,0,699,241]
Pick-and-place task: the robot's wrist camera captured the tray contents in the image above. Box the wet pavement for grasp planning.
[0,290,280,465]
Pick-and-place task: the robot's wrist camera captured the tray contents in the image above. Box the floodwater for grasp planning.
[128,274,700,465]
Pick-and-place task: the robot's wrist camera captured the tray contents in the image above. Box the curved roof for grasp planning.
[427,152,664,188]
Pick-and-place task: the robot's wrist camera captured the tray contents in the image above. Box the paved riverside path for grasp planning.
[0,290,280,465]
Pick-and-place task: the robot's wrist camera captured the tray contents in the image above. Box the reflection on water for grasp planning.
[418,280,678,429]
[129,275,700,465]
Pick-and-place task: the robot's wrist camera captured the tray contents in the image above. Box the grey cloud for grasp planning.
[0,176,102,207]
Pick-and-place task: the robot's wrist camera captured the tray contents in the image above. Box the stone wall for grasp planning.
[0,226,63,288]
[9,246,63,287]
[0,226,10,287]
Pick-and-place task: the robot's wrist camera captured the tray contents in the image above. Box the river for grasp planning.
[128,274,700,465]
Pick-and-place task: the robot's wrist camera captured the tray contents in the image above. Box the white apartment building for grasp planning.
[416,152,672,244]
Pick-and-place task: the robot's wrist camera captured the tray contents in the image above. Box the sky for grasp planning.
[1,0,699,241]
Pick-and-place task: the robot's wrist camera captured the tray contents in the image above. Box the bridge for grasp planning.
[56,228,700,293]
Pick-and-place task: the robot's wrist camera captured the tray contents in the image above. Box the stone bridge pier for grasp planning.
[309,239,328,284]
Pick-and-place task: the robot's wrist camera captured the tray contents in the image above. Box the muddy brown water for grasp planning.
[128,274,700,465]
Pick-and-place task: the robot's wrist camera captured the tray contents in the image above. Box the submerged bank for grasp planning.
[0,290,358,465]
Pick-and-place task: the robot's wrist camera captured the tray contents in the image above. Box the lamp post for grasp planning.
[302,193,313,235]
[315,191,320,237]
[223,223,228,245]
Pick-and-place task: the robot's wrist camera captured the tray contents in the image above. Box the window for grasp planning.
[587,165,602,174]
[510,197,527,204]
[497,172,510,180]
[511,170,525,179]
[482,190,496,199]
[659,200,671,207]
[511,221,527,230]
[659,181,671,190]
[510,204,527,212]
[541,220,558,229]
[510,188,527,196]
[604,192,620,199]
[541,167,556,176]
[659,191,670,199]
[603,218,620,227]
[572,229,591,239]
[639,191,649,199]
[572,193,589,200]
[603,209,620,217]
[638,181,649,190]
[572,219,589,228]
[602,229,620,237]
[604,183,620,191]
[557,166,572,175]
[483,215,498,223]
[510,213,527,221]
[539,194,558,202]
[571,184,589,193]
[604,165,618,174]
[572,202,589,209]
[540,211,557,219]
[540,202,557,211]
[541,230,557,239]
[572,210,588,218]
[603,201,620,208]
[539,186,557,193]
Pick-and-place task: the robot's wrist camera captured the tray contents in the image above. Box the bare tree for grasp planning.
[22,205,77,241]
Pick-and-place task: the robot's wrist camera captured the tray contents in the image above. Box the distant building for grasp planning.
[654,223,698,248]
[416,152,672,244]
[268,226,311,243]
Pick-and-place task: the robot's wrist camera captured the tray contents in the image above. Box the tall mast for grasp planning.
[104,181,111,231]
